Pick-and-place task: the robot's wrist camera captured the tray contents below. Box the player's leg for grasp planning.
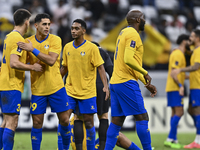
[97,113,109,150]
[116,132,141,150]
[30,95,48,150]
[164,91,183,148]
[184,89,200,148]
[48,87,72,150]
[0,115,5,149]
[78,97,97,150]
[96,83,109,150]
[1,90,21,150]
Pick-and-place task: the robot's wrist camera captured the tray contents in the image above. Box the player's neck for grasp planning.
[194,42,200,49]
[128,25,139,32]
[36,33,47,41]
[13,26,25,36]
[178,45,185,53]
[74,37,85,46]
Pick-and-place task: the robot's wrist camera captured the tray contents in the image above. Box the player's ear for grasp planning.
[136,17,140,23]
[34,23,38,29]
[82,28,86,34]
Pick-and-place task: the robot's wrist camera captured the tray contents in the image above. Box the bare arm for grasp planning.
[17,40,59,66]
[97,64,110,100]
[180,63,200,72]
[60,65,68,78]
[171,68,184,96]
[10,54,43,71]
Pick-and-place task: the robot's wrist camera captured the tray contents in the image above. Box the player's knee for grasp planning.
[84,120,93,129]
[32,119,43,128]
[59,117,70,126]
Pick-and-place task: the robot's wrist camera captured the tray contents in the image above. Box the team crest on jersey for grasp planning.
[67,52,70,55]
[17,46,22,53]
[175,61,179,66]
[130,40,136,48]
[80,51,85,56]
[44,45,49,50]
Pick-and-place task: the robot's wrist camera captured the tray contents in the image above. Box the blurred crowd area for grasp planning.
[0,0,200,70]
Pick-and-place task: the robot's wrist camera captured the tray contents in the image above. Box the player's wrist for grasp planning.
[32,48,40,57]
[178,83,182,87]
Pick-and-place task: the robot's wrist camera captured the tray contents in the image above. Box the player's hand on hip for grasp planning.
[144,74,151,86]
[17,39,34,52]
[32,63,43,72]
[171,68,180,79]
[179,86,184,96]
[146,84,157,97]
[103,87,110,100]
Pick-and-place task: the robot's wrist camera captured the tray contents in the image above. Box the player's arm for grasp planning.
[17,40,58,66]
[180,63,200,72]
[97,64,110,100]
[124,47,151,85]
[60,65,68,78]
[171,68,184,96]
[10,54,43,71]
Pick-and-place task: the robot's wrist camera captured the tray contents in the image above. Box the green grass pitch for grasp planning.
[13,132,195,150]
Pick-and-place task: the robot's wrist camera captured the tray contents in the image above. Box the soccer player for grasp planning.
[0,9,43,150]
[17,13,72,150]
[70,115,142,150]
[60,19,109,150]
[104,10,157,150]
[171,29,200,149]
[164,34,190,149]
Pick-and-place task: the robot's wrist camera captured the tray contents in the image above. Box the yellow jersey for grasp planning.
[165,49,186,92]
[62,40,104,99]
[27,34,64,96]
[189,46,200,89]
[110,27,144,84]
[0,31,27,92]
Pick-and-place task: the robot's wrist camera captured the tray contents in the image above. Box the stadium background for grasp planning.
[0,0,198,133]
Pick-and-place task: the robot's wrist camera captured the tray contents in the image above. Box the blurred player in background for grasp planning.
[17,13,72,150]
[164,34,190,149]
[0,9,43,150]
[60,19,109,150]
[104,10,157,150]
[171,29,200,149]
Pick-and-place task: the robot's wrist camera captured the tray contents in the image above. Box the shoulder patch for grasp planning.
[130,40,136,48]
[17,46,22,53]
[175,61,179,66]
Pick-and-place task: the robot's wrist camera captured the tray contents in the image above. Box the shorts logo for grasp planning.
[44,45,49,50]
[175,61,179,66]
[130,40,136,48]
[66,102,69,106]
[17,46,22,53]
[80,51,85,56]
[91,105,95,110]
[68,52,70,55]
[32,136,37,140]
[116,135,119,139]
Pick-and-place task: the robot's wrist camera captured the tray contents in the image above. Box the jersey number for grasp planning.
[115,39,120,60]
[2,43,6,63]
[30,102,37,111]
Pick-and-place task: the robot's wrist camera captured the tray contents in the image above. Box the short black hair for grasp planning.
[176,34,189,45]
[73,19,87,29]
[13,9,31,26]
[35,13,51,23]
[193,29,200,39]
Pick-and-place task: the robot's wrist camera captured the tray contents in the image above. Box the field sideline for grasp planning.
[13,132,195,150]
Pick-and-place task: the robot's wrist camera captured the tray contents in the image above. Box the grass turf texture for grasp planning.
[14,132,195,150]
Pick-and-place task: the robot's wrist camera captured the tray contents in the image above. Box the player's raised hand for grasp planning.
[144,74,151,86]
[103,86,110,100]
[17,39,34,52]
[171,68,181,79]
[146,84,157,97]
[32,63,43,72]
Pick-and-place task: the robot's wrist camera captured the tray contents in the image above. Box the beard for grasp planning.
[139,20,145,31]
